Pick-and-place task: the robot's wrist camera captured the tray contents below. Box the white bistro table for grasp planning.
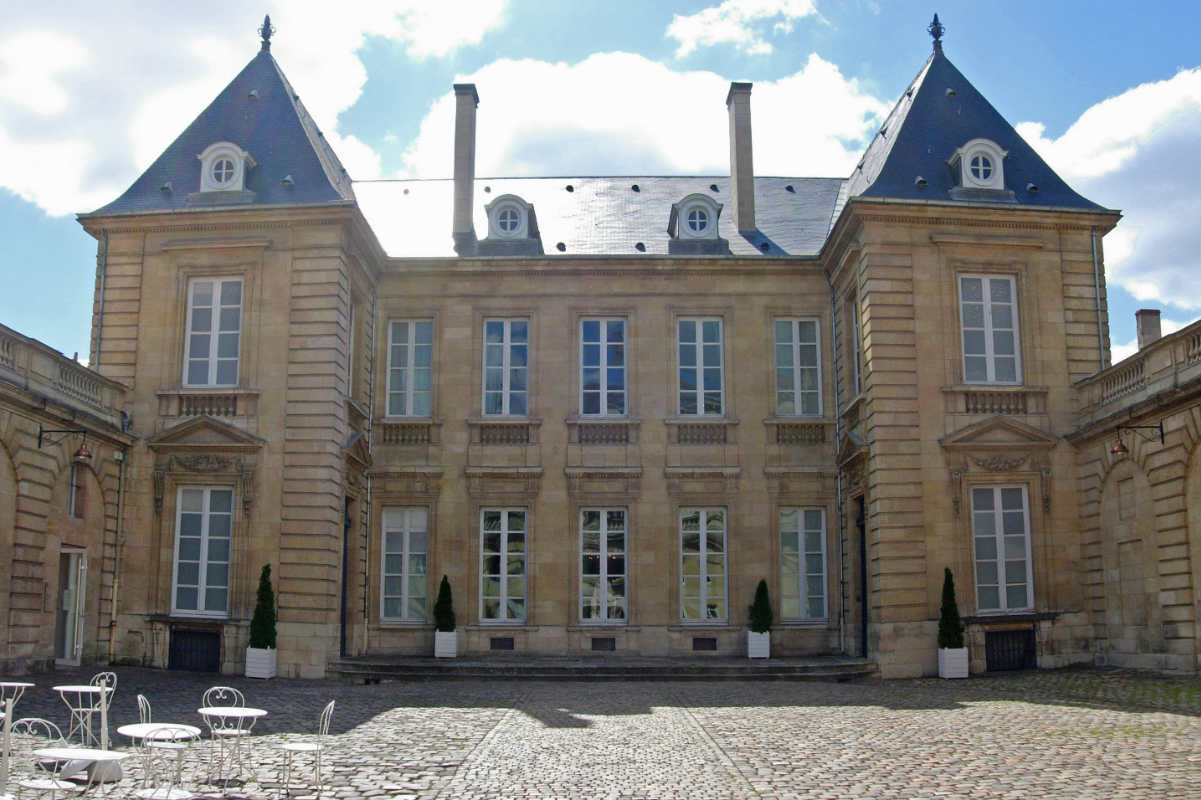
[197,706,266,786]
[53,684,113,748]
[1,682,35,796]
[118,723,203,797]
[32,746,130,796]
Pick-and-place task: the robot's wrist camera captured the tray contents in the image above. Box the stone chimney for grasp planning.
[726,82,756,233]
[452,83,479,254]
[1136,309,1162,350]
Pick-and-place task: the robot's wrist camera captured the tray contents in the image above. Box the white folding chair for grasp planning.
[279,701,334,798]
[9,717,82,799]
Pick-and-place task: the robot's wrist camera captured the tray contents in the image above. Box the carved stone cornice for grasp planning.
[152,453,257,516]
[464,467,542,500]
[564,467,642,499]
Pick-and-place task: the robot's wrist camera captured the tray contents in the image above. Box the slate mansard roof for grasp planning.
[84,27,1112,254]
[84,46,354,217]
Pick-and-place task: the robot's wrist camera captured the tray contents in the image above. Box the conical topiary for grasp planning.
[748,579,774,634]
[434,575,455,632]
[937,567,965,649]
[249,564,276,649]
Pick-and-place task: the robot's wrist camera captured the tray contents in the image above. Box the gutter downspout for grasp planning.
[107,445,126,664]
[826,267,845,655]
[1091,227,1105,371]
[94,230,109,365]
[362,291,377,653]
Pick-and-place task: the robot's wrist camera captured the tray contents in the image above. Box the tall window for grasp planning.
[381,508,428,621]
[387,320,433,416]
[959,275,1020,384]
[184,278,241,387]
[774,319,821,416]
[480,509,526,621]
[580,509,627,623]
[677,318,723,416]
[971,486,1032,612]
[780,508,826,620]
[680,508,727,621]
[483,319,528,416]
[580,319,626,416]
[847,296,862,396]
[173,487,233,616]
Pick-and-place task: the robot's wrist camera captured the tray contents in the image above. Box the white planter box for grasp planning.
[245,646,277,679]
[434,630,457,658]
[938,646,969,678]
[747,630,770,659]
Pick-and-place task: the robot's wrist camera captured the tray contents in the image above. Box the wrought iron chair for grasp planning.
[8,717,82,799]
[131,725,200,800]
[279,700,335,798]
[199,686,250,785]
[136,694,152,725]
[199,686,244,709]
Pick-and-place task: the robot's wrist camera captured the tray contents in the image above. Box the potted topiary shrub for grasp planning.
[433,575,457,658]
[747,579,773,659]
[246,564,277,678]
[937,567,968,678]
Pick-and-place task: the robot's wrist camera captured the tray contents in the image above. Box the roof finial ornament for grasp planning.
[927,13,945,54]
[258,14,275,51]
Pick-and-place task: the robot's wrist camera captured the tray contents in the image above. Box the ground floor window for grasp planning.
[971,486,1033,612]
[381,507,428,621]
[581,508,627,622]
[481,509,527,622]
[173,487,232,616]
[780,508,826,620]
[680,508,727,622]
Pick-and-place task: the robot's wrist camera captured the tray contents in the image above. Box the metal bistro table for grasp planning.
[53,683,114,748]
[118,723,203,784]
[197,705,267,786]
[32,746,130,796]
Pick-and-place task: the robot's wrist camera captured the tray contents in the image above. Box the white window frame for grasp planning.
[579,318,627,417]
[197,141,253,193]
[971,485,1033,613]
[171,486,233,617]
[486,195,531,239]
[579,508,628,624]
[380,507,429,622]
[479,508,527,623]
[774,318,822,416]
[386,320,434,417]
[779,508,827,621]
[183,277,242,388]
[677,317,724,416]
[959,274,1022,384]
[482,318,529,417]
[679,507,727,623]
[952,138,1007,191]
[674,194,721,240]
[849,297,862,396]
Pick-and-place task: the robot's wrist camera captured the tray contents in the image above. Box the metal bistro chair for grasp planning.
[136,694,152,725]
[279,700,335,798]
[200,686,249,785]
[9,717,82,799]
[132,725,200,800]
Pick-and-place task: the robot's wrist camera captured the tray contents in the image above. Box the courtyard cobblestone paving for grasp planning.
[5,666,1198,799]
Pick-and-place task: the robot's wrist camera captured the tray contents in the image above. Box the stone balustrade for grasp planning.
[0,323,126,427]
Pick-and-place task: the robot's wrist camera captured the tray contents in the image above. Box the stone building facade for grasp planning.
[2,19,1197,678]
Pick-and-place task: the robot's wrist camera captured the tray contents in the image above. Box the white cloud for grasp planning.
[666,0,819,58]
[400,51,887,179]
[1017,68,1201,315]
[0,1,508,217]
[1109,316,1190,363]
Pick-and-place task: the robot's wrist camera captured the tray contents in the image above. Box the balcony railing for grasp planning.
[0,323,125,427]
[1075,321,1201,425]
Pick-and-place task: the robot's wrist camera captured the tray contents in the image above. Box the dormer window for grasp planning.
[486,195,531,240]
[950,138,1006,191]
[686,206,709,235]
[667,193,728,255]
[197,142,255,193]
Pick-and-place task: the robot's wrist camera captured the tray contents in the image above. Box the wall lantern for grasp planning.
[37,426,93,463]
[1110,421,1164,456]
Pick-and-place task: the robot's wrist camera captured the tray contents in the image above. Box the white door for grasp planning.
[54,549,87,665]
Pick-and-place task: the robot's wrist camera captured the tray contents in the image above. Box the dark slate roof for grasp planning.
[846,48,1106,210]
[355,176,846,258]
[84,47,354,217]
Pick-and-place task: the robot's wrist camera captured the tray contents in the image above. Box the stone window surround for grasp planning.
[968,484,1035,614]
[170,485,235,618]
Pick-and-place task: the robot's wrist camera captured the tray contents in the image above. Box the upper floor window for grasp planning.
[381,507,428,622]
[774,319,821,416]
[486,195,531,240]
[847,296,862,396]
[173,486,233,617]
[959,275,1021,384]
[387,320,433,416]
[197,142,254,193]
[951,138,1006,192]
[483,319,528,416]
[184,278,241,387]
[580,318,626,416]
[678,318,723,416]
[971,486,1032,613]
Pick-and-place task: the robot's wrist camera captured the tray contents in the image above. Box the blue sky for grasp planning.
[1,0,1198,362]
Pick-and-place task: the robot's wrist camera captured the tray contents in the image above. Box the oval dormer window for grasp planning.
[969,153,992,182]
[952,138,1006,191]
[486,195,531,239]
[686,207,709,234]
[197,142,253,193]
[674,194,721,240]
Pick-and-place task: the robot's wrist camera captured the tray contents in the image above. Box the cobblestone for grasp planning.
[4,666,1198,799]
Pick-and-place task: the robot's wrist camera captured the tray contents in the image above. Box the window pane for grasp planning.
[960,278,982,301]
[219,281,241,305]
[978,586,1000,610]
[581,320,600,341]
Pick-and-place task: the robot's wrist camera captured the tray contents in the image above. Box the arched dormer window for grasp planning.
[670,194,721,240]
[950,138,1006,191]
[198,142,255,193]
[486,195,532,240]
